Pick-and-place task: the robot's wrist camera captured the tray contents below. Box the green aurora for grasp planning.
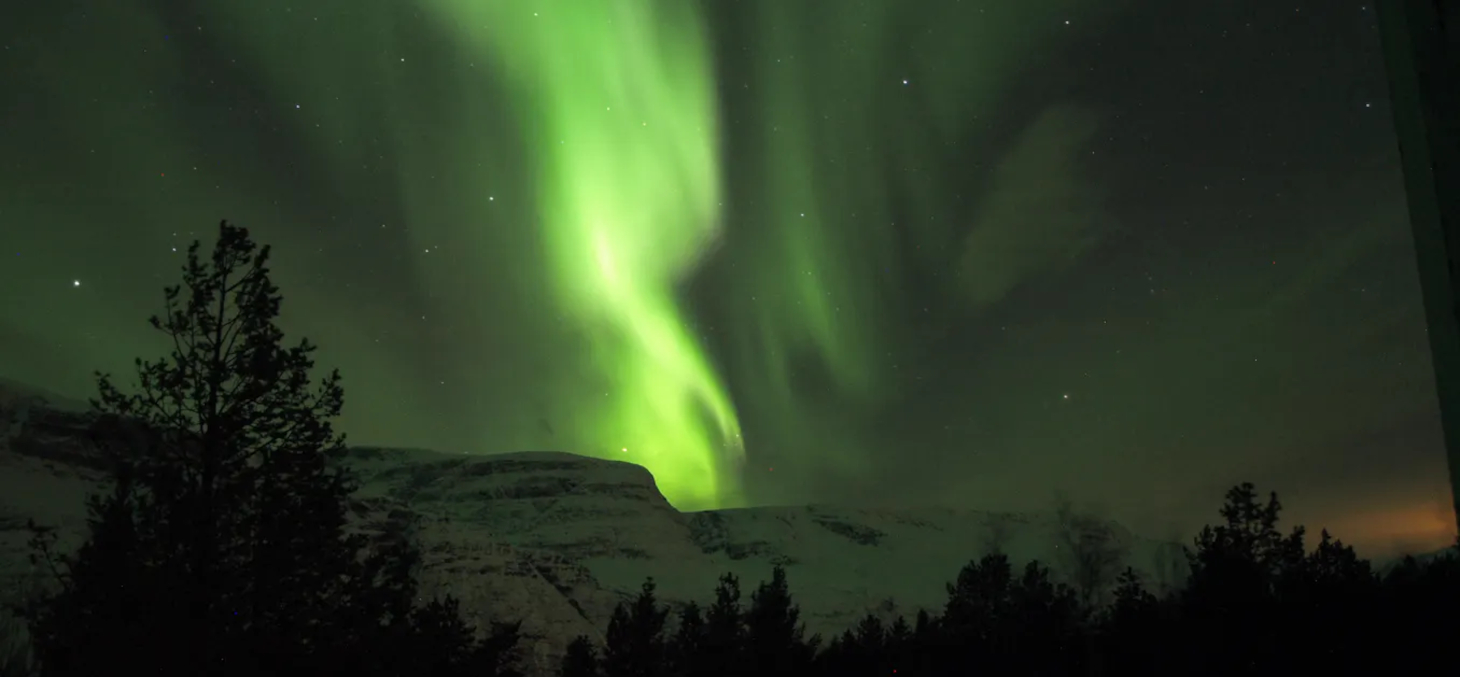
[431,0,744,507]
[91,0,1113,509]
[20,0,1454,558]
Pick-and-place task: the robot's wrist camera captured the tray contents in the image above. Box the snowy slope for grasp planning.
[0,385,1187,675]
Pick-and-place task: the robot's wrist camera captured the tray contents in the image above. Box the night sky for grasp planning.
[2,0,1454,558]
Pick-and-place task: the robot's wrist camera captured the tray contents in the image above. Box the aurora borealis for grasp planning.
[2,0,1455,556]
[430,0,744,506]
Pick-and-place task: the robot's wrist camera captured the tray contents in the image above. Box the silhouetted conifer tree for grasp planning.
[852,614,891,675]
[19,221,513,677]
[601,579,669,677]
[884,615,912,671]
[812,631,851,677]
[1009,560,1086,674]
[902,608,940,675]
[1268,529,1379,672]
[811,614,889,677]
[934,552,1090,673]
[1111,567,1156,611]
[1377,539,1460,673]
[563,485,1460,677]
[666,602,705,676]
[401,596,523,677]
[743,566,817,676]
[1102,566,1166,674]
[560,635,601,677]
[940,552,1014,670]
[912,607,935,638]
[1180,483,1304,676]
[729,485,1460,677]
[695,573,747,677]
[851,614,885,651]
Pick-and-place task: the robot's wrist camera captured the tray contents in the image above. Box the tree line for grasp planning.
[1,221,1456,676]
[563,483,1459,677]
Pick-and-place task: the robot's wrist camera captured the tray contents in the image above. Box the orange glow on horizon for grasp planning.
[1328,500,1457,558]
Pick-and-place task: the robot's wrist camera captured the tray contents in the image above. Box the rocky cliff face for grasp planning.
[0,385,1187,675]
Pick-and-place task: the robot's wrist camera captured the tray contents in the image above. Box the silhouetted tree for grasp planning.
[782,485,1459,677]
[743,566,817,676]
[665,602,704,676]
[601,579,670,677]
[1180,483,1305,676]
[1009,560,1086,675]
[912,607,935,638]
[695,573,747,677]
[811,614,892,677]
[851,614,885,653]
[1188,483,1308,586]
[401,596,523,677]
[1110,567,1157,619]
[1096,567,1170,675]
[934,552,1090,674]
[19,221,512,677]
[1376,539,1460,673]
[813,631,852,677]
[1266,529,1379,672]
[472,621,527,677]
[559,635,600,677]
[883,615,912,673]
[939,552,1015,670]
[901,608,940,676]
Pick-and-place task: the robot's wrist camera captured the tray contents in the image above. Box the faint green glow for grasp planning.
[424,0,742,508]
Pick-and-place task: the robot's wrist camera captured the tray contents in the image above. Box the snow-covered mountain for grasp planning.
[0,384,1187,675]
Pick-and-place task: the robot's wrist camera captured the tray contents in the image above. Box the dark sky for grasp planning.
[2,0,1453,558]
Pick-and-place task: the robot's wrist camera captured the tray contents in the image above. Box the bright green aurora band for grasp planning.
[435,0,746,507]
[28,0,1123,510]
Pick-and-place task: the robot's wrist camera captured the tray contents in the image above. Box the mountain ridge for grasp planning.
[0,380,1182,675]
